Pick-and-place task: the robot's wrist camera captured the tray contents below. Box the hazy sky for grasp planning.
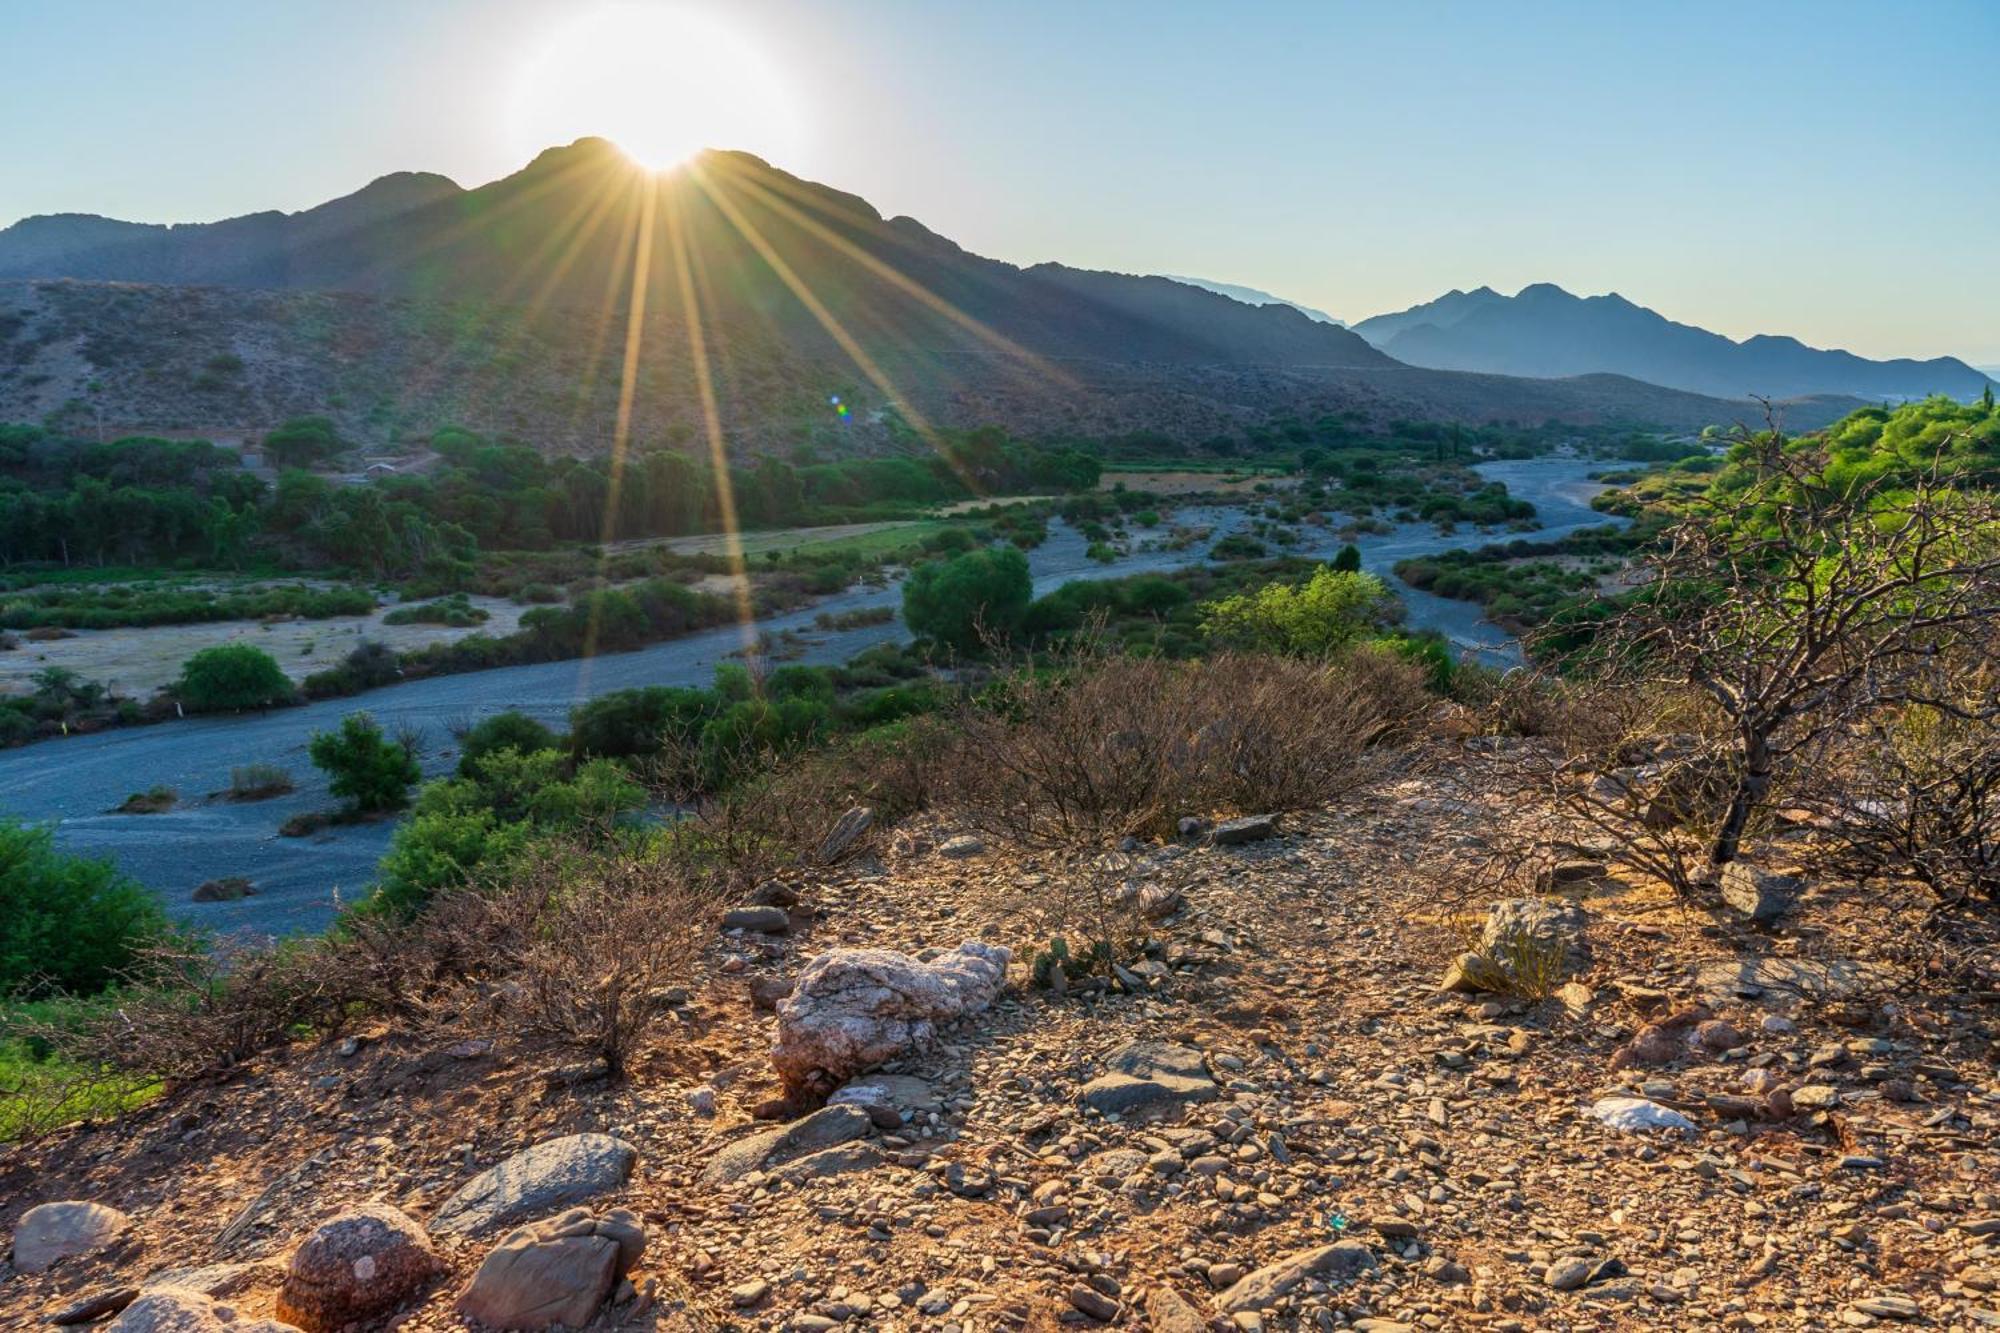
[4,0,1996,362]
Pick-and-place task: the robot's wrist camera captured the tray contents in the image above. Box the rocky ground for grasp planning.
[3,745,1998,1331]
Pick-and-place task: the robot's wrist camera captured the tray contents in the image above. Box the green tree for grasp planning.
[309,713,421,813]
[177,644,293,712]
[901,546,1033,653]
[263,416,342,468]
[0,821,171,997]
[1331,543,1363,573]
[1201,566,1389,656]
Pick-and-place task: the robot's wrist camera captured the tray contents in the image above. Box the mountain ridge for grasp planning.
[1352,283,1992,401]
[0,144,1867,446]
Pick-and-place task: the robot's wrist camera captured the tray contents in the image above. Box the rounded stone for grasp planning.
[275,1204,437,1332]
[13,1200,130,1274]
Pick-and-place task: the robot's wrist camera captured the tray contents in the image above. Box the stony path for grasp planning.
[3,764,1997,1331]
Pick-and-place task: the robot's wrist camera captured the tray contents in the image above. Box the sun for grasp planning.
[508,4,801,171]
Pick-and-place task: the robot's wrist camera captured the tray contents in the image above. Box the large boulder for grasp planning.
[274,1204,437,1332]
[457,1207,644,1332]
[13,1200,130,1273]
[108,1287,299,1333]
[771,941,1010,1094]
[1077,1041,1218,1116]
[429,1133,636,1237]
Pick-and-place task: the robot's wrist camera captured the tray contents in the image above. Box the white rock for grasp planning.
[772,941,1010,1093]
[1591,1096,1696,1134]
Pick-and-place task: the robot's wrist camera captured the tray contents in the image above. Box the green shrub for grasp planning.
[308,713,421,813]
[0,822,171,998]
[383,595,488,627]
[458,711,560,775]
[901,546,1032,653]
[570,685,717,759]
[177,644,293,712]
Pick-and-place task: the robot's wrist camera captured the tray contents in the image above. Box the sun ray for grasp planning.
[708,154,1077,391]
[665,185,762,661]
[574,173,658,691]
[374,165,638,432]
[686,160,990,499]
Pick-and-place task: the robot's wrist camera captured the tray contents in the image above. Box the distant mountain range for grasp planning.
[1157,276,1343,325]
[1351,284,1993,402]
[0,143,1867,448]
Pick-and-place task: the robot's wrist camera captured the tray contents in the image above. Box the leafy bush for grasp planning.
[301,640,401,699]
[177,644,294,712]
[0,822,171,998]
[1201,565,1389,656]
[372,749,643,913]
[570,685,718,759]
[383,595,489,627]
[458,710,560,774]
[901,546,1032,653]
[308,713,421,813]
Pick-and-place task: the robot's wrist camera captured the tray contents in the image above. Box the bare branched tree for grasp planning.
[1550,425,2000,883]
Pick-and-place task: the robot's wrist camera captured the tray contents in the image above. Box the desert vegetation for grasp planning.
[3,397,1998,1331]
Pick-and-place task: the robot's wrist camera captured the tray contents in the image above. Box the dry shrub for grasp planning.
[944,644,1427,851]
[1519,674,1755,898]
[51,937,367,1081]
[495,851,722,1077]
[1805,656,2000,913]
[653,734,875,889]
[1197,647,1429,813]
[47,841,724,1089]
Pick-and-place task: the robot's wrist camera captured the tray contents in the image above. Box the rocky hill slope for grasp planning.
[3,745,1993,1331]
[0,145,1862,449]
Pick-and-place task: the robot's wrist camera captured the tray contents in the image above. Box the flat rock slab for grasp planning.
[1217,1241,1378,1312]
[13,1200,131,1274]
[703,1104,872,1185]
[1695,956,1894,1006]
[766,1142,884,1185]
[430,1134,636,1237]
[1144,1286,1210,1332]
[1212,814,1279,845]
[1078,1041,1218,1115]
[457,1208,643,1332]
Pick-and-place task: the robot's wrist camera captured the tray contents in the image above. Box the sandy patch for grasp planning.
[0,594,529,699]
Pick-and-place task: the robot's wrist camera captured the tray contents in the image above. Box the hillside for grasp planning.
[0,277,1862,452]
[0,145,1860,449]
[3,754,1993,1331]
[1352,284,1995,402]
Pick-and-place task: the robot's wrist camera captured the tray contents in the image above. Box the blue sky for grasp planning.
[4,0,1995,362]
